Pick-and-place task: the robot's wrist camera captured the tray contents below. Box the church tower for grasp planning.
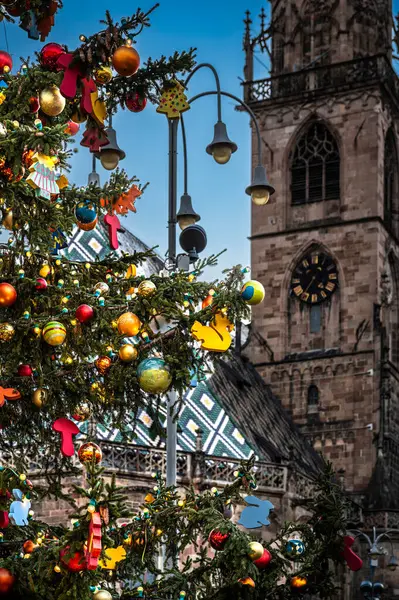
[244,0,399,506]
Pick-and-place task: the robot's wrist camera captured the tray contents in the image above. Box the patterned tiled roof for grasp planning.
[64,219,254,460]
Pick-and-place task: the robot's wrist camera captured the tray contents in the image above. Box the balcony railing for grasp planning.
[243,54,399,105]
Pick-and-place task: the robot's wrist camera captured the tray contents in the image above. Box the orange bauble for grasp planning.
[117,312,141,336]
[23,539,36,554]
[95,356,112,375]
[291,576,308,589]
[0,283,17,307]
[78,442,102,465]
[112,46,140,77]
[0,568,15,593]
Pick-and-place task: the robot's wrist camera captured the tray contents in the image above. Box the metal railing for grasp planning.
[243,54,399,104]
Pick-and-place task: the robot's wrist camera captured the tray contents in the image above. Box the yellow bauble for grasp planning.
[32,388,47,408]
[138,280,156,297]
[118,344,138,363]
[125,264,137,279]
[117,312,141,336]
[2,209,14,231]
[39,264,51,278]
[248,541,264,560]
[39,86,66,117]
[93,591,112,600]
[0,322,14,342]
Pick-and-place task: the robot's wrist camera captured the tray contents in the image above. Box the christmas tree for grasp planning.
[0,456,359,600]
[0,5,253,476]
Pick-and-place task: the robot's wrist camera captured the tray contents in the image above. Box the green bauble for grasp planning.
[137,357,172,394]
[42,321,66,346]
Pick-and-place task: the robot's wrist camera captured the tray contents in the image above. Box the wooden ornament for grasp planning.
[238,496,274,529]
[9,489,30,526]
[99,545,126,569]
[191,312,234,352]
[156,80,190,119]
[342,535,363,571]
[90,88,107,127]
[0,387,21,407]
[52,418,79,457]
[85,511,102,570]
[104,213,123,250]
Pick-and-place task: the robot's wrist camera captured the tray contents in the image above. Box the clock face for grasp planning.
[290,252,338,304]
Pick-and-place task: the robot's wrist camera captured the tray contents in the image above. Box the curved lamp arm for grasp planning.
[348,530,373,547]
[180,114,188,195]
[188,89,263,166]
[185,63,222,122]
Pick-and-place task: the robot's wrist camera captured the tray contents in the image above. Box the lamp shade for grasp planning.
[176,194,200,230]
[206,121,237,164]
[245,165,275,204]
[95,126,126,170]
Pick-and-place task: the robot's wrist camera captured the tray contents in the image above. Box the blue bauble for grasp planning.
[75,200,98,231]
[137,357,172,394]
[285,539,305,558]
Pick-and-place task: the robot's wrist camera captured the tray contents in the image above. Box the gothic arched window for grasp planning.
[291,122,340,205]
[384,129,398,236]
[307,385,319,408]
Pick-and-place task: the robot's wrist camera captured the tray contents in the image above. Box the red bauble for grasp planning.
[35,277,48,292]
[0,51,12,75]
[0,511,9,529]
[75,304,94,324]
[208,529,230,551]
[126,92,147,113]
[29,96,40,113]
[60,548,87,572]
[0,283,17,307]
[65,120,80,136]
[0,568,14,594]
[253,548,272,569]
[18,364,33,377]
[40,42,65,71]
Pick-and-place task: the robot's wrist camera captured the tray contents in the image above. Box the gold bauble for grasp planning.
[93,591,112,600]
[32,388,47,408]
[118,344,138,363]
[0,322,14,342]
[70,107,87,123]
[94,66,113,85]
[138,280,156,297]
[248,541,264,561]
[72,403,91,422]
[2,209,13,231]
[39,86,66,117]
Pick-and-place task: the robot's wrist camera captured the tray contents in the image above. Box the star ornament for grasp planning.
[114,185,142,215]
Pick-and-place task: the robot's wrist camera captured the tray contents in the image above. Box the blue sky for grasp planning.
[1,0,266,279]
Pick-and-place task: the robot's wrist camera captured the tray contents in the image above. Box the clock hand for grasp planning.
[304,276,315,294]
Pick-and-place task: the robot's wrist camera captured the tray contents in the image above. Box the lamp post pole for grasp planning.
[166,117,179,487]
[163,65,275,489]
